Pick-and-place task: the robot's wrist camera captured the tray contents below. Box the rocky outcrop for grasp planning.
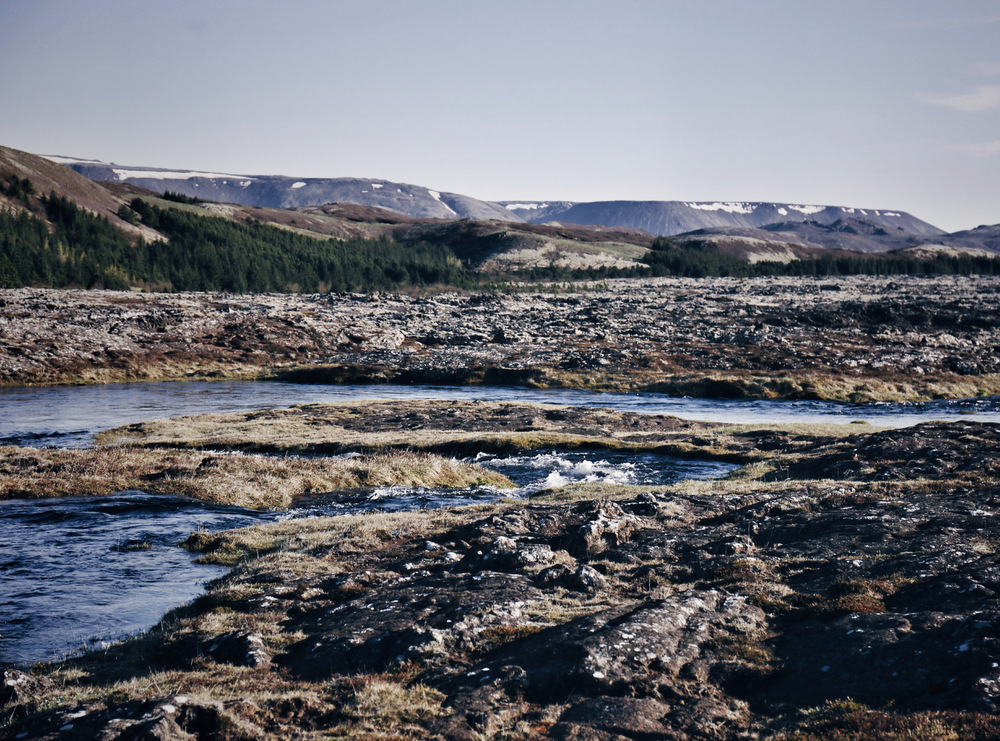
[6,420,1000,738]
[770,419,1000,482]
[3,276,1000,401]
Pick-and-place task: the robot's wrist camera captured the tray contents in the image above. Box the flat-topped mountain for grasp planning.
[501,199,945,238]
[47,154,947,238]
[44,156,518,222]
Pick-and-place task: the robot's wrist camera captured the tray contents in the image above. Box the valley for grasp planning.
[3,144,1000,740]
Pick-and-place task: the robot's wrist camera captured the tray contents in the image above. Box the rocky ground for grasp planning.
[4,401,1000,739]
[3,275,1000,400]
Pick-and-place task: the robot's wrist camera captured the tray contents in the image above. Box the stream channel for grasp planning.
[3,381,1000,666]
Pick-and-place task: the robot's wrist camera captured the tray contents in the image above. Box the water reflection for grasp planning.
[2,380,999,448]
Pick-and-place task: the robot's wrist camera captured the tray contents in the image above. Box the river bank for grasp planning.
[3,411,1000,739]
[4,274,1000,737]
[3,276,1000,401]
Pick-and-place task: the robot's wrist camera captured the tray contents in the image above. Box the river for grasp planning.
[3,380,999,666]
[4,380,1000,448]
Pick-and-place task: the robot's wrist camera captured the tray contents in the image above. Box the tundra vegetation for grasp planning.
[4,167,1000,737]
[0,445,513,510]
[4,401,1000,740]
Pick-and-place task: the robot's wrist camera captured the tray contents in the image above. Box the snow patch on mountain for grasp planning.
[788,205,825,215]
[111,168,254,182]
[427,189,457,216]
[505,203,550,211]
[42,155,108,165]
[685,202,755,214]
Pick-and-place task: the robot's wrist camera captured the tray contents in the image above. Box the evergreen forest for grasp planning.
[0,194,474,292]
[1,181,998,292]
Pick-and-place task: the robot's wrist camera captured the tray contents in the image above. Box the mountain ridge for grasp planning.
[45,154,947,238]
[6,147,996,267]
[44,155,520,223]
[501,199,945,238]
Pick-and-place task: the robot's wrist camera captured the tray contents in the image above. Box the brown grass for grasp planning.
[773,701,1000,741]
[0,446,512,510]
[93,399,717,456]
[183,507,482,566]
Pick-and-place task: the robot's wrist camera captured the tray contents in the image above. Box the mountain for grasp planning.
[1,147,654,280]
[674,217,1000,257]
[937,224,1000,254]
[669,217,1000,259]
[501,200,945,239]
[10,147,997,276]
[0,147,159,242]
[44,156,519,222]
[46,155,949,240]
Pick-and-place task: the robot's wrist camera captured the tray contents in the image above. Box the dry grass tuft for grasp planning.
[185,507,479,566]
[0,446,512,509]
[335,676,448,732]
[775,701,1000,741]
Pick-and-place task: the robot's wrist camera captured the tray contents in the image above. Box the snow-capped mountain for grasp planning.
[47,155,944,237]
[499,200,945,238]
[43,156,518,222]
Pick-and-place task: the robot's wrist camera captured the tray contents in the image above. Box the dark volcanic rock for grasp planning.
[4,276,1000,402]
[772,420,1000,482]
[279,570,547,680]
[203,630,272,668]
[428,589,763,740]
[7,422,1000,739]
[1,669,53,713]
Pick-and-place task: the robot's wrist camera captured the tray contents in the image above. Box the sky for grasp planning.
[1,0,998,232]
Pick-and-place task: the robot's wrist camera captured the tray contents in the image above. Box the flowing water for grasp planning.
[0,493,254,666]
[2,380,999,666]
[2,380,1000,448]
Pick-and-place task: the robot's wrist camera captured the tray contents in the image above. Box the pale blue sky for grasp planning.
[2,0,998,231]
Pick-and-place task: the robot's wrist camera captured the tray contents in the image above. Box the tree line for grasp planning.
[2,182,998,292]
[640,237,1000,278]
[0,193,476,291]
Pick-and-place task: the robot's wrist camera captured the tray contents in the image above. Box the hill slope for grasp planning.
[502,200,945,238]
[1,147,159,242]
[47,154,950,240]
[46,156,519,222]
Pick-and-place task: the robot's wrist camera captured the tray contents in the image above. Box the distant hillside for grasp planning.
[46,155,952,241]
[501,200,945,239]
[937,224,1000,254]
[3,146,997,290]
[671,218,1000,257]
[0,147,159,242]
[45,156,518,222]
